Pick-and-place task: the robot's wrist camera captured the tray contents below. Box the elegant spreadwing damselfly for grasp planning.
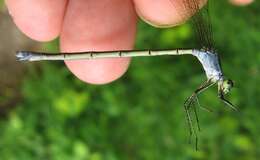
[16,0,237,149]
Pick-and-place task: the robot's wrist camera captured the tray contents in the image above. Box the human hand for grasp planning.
[5,0,253,84]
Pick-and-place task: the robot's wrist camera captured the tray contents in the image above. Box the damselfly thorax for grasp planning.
[192,49,223,82]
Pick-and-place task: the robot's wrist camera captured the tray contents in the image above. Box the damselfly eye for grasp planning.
[227,79,234,87]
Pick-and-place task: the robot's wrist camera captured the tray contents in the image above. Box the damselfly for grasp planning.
[16,0,237,149]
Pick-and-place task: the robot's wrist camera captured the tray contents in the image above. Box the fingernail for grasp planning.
[135,7,179,28]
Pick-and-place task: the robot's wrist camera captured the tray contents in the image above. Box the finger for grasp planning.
[5,0,67,41]
[133,0,206,27]
[229,0,254,6]
[60,0,137,84]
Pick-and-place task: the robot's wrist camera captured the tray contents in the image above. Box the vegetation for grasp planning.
[0,0,259,159]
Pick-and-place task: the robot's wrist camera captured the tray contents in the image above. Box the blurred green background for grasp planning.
[0,0,260,159]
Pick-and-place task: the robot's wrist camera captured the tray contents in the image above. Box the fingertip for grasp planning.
[133,0,183,27]
[12,18,60,42]
[60,0,136,84]
[229,0,254,6]
[133,0,207,28]
[65,58,131,85]
[5,0,67,41]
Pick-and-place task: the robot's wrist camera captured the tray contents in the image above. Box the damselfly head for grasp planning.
[221,79,234,94]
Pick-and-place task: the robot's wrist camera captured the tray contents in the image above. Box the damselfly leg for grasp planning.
[218,90,238,111]
[184,79,215,149]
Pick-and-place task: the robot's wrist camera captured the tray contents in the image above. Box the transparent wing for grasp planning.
[169,0,215,51]
[186,0,214,51]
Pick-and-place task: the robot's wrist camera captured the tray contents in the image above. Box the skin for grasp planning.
[5,0,252,84]
[229,0,254,6]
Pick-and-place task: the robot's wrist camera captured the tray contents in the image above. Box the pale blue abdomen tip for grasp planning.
[16,51,33,61]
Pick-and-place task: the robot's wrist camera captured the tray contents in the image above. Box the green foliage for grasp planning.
[1,0,260,159]
[0,0,3,9]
